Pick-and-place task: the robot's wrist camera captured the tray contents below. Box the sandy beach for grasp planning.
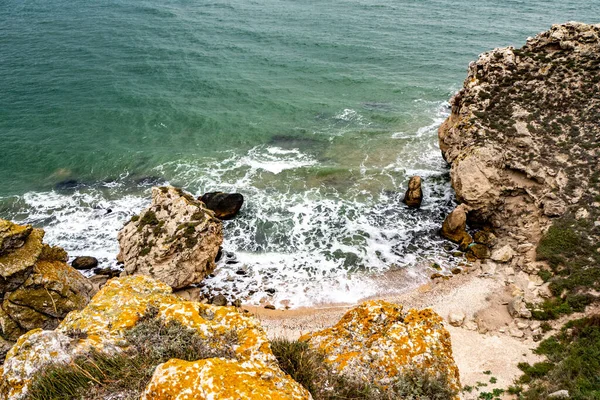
[245,265,545,399]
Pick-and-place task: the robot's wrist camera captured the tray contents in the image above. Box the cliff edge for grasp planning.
[439,22,599,285]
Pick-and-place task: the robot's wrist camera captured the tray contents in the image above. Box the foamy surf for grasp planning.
[0,101,459,308]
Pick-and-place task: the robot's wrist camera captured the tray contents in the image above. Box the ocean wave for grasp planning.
[0,103,458,308]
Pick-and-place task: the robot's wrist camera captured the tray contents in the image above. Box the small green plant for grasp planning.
[540,322,552,333]
[489,377,497,384]
[140,211,159,226]
[517,315,600,399]
[483,370,492,375]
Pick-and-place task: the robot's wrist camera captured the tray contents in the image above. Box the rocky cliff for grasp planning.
[0,276,460,399]
[0,220,92,360]
[439,23,599,282]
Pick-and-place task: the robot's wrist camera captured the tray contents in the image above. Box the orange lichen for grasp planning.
[1,275,278,400]
[301,300,461,397]
[142,358,311,400]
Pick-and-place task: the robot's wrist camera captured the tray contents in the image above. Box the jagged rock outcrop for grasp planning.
[0,220,92,353]
[439,22,600,265]
[402,176,423,208]
[117,186,223,289]
[301,300,461,397]
[1,275,310,399]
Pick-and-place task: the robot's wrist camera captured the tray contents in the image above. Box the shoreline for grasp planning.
[247,264,544,399]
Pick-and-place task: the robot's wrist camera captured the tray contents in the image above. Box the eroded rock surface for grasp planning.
[439,22,600,264]
[0,220,92,354]
[117,186,223,289]
[301,300,461,397]
[0,275,292,399]
[143,358,310,400]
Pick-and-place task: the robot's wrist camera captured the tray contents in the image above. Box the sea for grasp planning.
[0,0,597,307]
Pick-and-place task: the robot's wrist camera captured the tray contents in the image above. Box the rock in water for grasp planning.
[200,192,244,220]
[71,256,98,270]
[402,176,423,208]
[441,204,473,249]
[438,22,600,261]
[0,275,310,400]
[0,220,92,348]
[301,300,461,397]
[117,186,223,290]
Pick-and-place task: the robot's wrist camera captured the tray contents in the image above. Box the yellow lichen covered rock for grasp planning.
[0,275,278,399]
[143,358,311,400]
[301,300,461,395]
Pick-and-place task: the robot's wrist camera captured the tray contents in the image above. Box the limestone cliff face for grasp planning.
[118,186,223,289]
[439,22,600,263]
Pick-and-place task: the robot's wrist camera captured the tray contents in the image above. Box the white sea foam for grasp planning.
[0,101,459,308]
[239,146,317,174]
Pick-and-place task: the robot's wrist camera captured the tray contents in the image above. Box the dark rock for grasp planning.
[215,247,223,263]
[232,298,242,308]
[235,269,247,276]
[71,256,99,270]
[402,176,423,208]
[211,294,228,306]
[265,288,276,295]
[199,192,244,220]
[93,267,121,278]
[264,304,276,310]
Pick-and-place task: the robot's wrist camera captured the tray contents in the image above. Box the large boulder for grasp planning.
[438,22,600,262]
[71,256,98,270]
[300,300,461,396]
[441,204,473,249]
[402,176,423,208]
[200,192,244,220]
[0,220,92,350]
[0,275,309,400]
[143,358,310,400]
[117,186,223,289]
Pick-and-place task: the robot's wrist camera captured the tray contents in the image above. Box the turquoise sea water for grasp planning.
[1,0,597,306]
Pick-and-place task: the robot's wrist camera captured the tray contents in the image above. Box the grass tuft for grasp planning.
[26,307,237,400]
[270,337,458,400]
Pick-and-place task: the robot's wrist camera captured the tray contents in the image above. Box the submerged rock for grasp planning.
[200,192,244,220]
[402,176,423,208]
[301,300,461,396]
[0,220,92,346]
[117,186,223,290]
